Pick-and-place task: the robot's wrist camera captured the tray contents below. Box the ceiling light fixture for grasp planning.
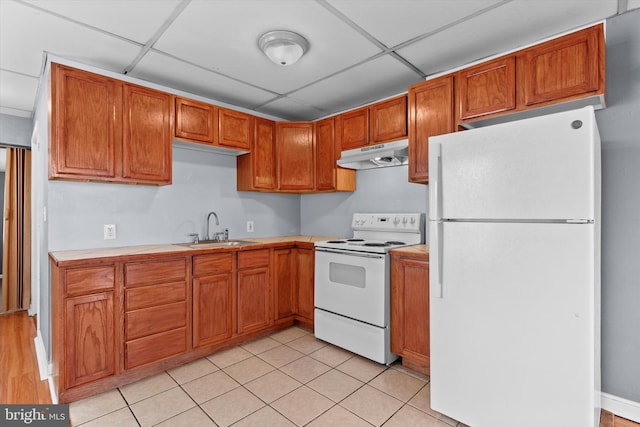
[258,30,309,66]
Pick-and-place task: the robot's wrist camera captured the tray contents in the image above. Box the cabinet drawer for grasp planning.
[125,327,187,369]
[124,258,187,287]
[64,265,115,296]
[125,281,186,311]
[238,249,270,269]
[125,301,187,340]
[193,252,234,276]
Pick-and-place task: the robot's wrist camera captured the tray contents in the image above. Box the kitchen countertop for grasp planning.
[390,244,429,256]
[49,235,338,264]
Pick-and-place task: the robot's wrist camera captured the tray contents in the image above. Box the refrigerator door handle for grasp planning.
[431,221,444,299]
[434,144,443,220]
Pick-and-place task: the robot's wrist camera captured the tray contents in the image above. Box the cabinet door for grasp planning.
[339,107,369,150]
[458,56,516,121]
[218,107,252,150]
[122,83,172,184]
[237,266,271,334]
[521,25,604,106]
[408,76,454,184]
[273,248,295,321]
[391,255,430,374]
[277,122,315,191]
[295,248,314,323]
[370,95,407,143]
[193,272,234,347]
[315,117,337,191]
[65,292,115,388]
[50,63,121,180]
[253,117,277,189]
[175,97,216,143]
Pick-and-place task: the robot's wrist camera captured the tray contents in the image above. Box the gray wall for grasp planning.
[595,8,640,403]
[301,166,428,238]
[48,146,301,251]
[0,113,32,147]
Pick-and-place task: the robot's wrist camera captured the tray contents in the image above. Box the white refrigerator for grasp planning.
[428,106,601,427]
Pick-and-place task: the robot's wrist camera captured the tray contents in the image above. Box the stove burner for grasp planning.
[385,241,406,245]
[346,238,365,242]
[326,240,347,244]
[364,242,391,247]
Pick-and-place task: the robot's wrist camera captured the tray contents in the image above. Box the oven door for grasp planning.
[314,247,389,327]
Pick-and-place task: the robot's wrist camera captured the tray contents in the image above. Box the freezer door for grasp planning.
[429,221,598,427]
[429,106,599,221]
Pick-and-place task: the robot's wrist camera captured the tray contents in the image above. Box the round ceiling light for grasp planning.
[258,30,309,66]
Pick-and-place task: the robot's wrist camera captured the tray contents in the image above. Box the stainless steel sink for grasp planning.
[188,240,255,249]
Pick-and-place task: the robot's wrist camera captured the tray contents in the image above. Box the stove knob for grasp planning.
[393,217,400,225]
[410,216,416,225]
[402,217,408,225]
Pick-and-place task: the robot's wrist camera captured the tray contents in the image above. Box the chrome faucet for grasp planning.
[206,211,219,241]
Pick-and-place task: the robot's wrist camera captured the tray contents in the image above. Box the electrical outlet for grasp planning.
[103,224,116,240]
[246,221,254,233]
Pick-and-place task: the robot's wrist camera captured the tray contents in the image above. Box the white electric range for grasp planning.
[314,213,425,364]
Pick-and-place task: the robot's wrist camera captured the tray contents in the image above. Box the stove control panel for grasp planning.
[352,213,423,232]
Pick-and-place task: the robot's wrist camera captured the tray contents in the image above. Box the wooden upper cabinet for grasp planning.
[338,107,369,150]
[408,76,454,184]
[122,84,172,184]
[315,117,337,191]
[236,117,276,191]
[458,56,516,121]
[50,63,171,185]
[520,24,604,107]
[218,107,253,150]
[370,95,407,144]
[277,122,315,192]
[175,97,216,144]
[50,63,121,180]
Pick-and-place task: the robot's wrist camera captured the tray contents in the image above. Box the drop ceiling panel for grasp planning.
[130,51,277,110]
[257,97,324,121]
[22,0,183,44]
[289,55,420,119]
[0,1,142,77]
[153,0,381,94]
[325,0,503,48]
[398,0,618,76]
[0,70,39,115]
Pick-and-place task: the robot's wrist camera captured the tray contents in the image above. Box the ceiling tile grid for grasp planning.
[0,0,628,121]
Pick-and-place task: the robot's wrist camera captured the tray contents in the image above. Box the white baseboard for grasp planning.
[33,331,57,403]
[33,331,48,381]
[602,392,640,423]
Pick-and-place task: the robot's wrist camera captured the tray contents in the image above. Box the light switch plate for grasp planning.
[246,221,254,233]
[104,224,116,240]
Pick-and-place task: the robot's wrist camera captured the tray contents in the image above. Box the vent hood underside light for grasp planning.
[337,139,409,170]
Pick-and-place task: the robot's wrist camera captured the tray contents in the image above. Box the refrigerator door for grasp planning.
[429,221,597,427]
[429,106,598,221]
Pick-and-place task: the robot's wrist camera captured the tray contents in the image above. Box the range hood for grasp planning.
[337,139,409,170]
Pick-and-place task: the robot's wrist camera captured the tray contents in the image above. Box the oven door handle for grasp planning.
[315,248,386,259]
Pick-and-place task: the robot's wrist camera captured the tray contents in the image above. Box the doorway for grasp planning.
[1,145,32,313]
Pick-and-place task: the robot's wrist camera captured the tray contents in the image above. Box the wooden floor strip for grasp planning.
[0,311,52,404]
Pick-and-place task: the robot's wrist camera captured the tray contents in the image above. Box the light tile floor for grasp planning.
[70,326,469,427]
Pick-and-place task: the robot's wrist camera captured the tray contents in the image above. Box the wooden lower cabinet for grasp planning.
[273,247,296,323]
[295,247,315,327]
[64,292,116,388]
[123,257,189,369]
[51,261,118,399]
[237,249,272,334]
[192,253,235,348]
[390,250,430,375]
[50,243,316,403]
